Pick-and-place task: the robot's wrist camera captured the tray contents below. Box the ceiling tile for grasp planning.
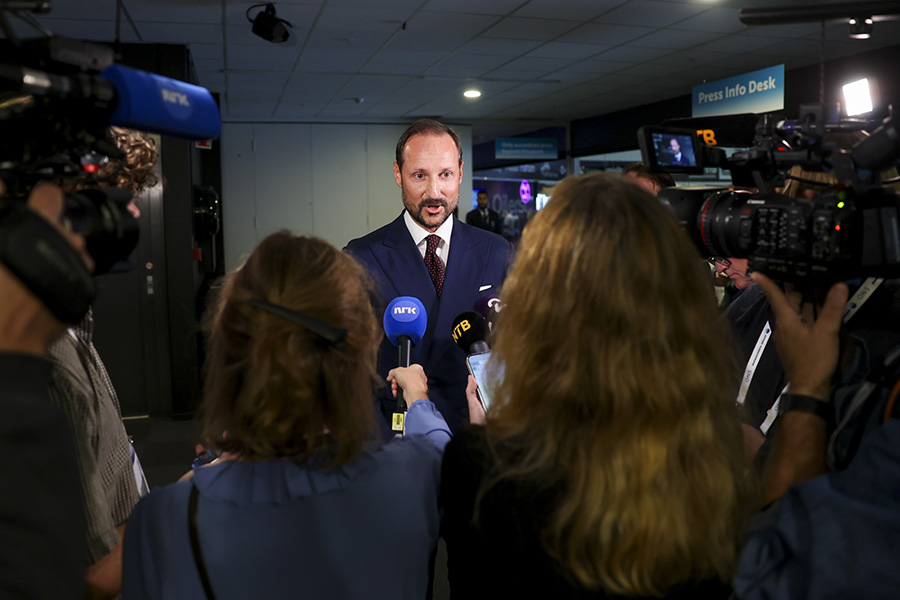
[226,44,301,71]
[124,3,221,24]
[561,59,632,75]
[590,44,672,62]
[294,47,372,73]
[139,22,222,44]
[404,12,501,37]
[484,17,580,41]
[669,7,747,34]
[628,29,721,50]
[314,5,409,31]
[526,41,610,60]
[513,0,627,21]
[456,37,544,56]
[558,23,655,45]
[697,33,785,54]
[283,73,354,102]
[423,0,523,15]
[597,1,709,28]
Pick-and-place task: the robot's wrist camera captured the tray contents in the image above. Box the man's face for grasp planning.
[669,139,681,154]
[622,172,660,196]
[716,257,754,290]
[394,133,462,232]
[476,192,489,209]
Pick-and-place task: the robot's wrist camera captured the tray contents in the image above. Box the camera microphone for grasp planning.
[451,311,490,355]
[2,60,221,141]
[100,64,221,141]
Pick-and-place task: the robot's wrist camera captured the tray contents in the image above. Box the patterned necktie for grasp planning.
[424,234,445,297]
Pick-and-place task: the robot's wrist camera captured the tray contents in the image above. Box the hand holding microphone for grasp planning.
[383,297,427,432]
[386,364,429,406]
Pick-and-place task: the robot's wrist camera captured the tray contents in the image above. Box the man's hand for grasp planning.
[387,364,429,406]
[0,183,93,354]
[751,272,848,400]
[752,272,848,507]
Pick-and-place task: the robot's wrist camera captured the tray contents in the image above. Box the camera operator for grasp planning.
[0,182,94,600]
[733,272,900,599]
[46,127,158,600]
[725,154,900,468]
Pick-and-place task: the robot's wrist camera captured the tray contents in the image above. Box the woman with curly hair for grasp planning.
[442,173,753,599]
[123,231,450,599]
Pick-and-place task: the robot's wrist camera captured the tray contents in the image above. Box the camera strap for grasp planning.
[738,277,883,434]
[0,203,95,324]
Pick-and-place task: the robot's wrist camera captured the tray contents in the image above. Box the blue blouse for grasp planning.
[123,400,450,599]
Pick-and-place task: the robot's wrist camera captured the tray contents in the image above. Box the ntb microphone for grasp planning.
[451,311,490,355]
[383,297,427,419]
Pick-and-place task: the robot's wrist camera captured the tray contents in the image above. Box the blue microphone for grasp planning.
[383,296,427,412]
[101,64,222,141]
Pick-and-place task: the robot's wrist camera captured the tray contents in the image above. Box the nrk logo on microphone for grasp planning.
[391,300,420,321]
[384,296,428,346]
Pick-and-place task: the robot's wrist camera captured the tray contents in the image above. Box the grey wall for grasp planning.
[220,122,474,271]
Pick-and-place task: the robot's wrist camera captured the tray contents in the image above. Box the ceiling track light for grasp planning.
[739,1,899,27]
[848,16,875,39]
[246,3,293,44]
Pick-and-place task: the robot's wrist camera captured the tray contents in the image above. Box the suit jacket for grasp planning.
[670,152,691,166]
[466,208,502,234]
[345,214,513,435]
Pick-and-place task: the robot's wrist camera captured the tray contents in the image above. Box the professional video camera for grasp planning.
[0,2,221,322]
[637,104,900,283]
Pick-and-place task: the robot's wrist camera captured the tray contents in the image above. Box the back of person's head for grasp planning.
[201,231,379,465]
[99,127,159,195]
[621,161,675,189]
[487,172,749,596]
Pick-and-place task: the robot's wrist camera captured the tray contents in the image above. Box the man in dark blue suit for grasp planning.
[466,190,502,234]
[667,138,691,166]
[346,119,514,434]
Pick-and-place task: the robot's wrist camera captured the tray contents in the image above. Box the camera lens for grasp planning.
[64,187,138,274]
[697,189,755,259]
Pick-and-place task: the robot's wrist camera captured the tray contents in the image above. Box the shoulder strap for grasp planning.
[188,483,217,600]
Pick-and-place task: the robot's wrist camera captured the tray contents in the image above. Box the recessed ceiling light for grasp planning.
[464,89,482,98]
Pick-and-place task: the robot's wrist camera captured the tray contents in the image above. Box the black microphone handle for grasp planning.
[469,341,490,354]
[397,335,412,411]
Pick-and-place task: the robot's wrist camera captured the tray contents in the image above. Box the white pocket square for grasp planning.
[479,284,492,292]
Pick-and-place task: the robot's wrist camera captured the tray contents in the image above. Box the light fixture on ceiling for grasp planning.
[843,78,874,116]
[463,90,482,99]
[848,16,874,39]
[246,3,293,44]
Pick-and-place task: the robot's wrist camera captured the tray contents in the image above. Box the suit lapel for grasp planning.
[372,215,436,304]
[422,221,485,372]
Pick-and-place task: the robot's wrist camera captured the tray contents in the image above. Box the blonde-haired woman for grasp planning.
[123,232,449,599]
[441,173,752,599]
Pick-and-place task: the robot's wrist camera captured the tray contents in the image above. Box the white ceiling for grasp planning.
[5,0,900,141]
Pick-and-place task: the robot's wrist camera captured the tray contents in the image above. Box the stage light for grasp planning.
[246,3,293,44]
[843,78,873,116]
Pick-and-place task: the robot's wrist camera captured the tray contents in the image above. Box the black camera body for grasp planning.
[0,3,220,324]
[639,104,900,283]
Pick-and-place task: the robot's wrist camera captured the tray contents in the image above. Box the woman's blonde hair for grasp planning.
[200,231,380,465]
[484,173,751,596]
